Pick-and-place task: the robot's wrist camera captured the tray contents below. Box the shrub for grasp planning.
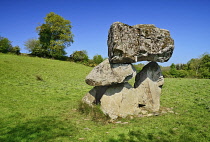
[9,46,21,55]
[70,50,89,62]
[162,70,173,78]
[93,54,104,64]
[0,37,12,53]
[176,70,189,78]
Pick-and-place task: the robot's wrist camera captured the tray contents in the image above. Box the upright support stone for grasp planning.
[134,62,164,111]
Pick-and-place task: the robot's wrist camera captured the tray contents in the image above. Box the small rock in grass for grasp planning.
[138,114,143,117]
[147,113,153,117]
[84,128,91,131]
[141,110,148,115]
[153,112,159,116]
[172,128,178,131]
[168,110,174,113]
[161,110,167,114]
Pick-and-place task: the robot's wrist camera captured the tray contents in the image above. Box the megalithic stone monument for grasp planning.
[82,22,174,119]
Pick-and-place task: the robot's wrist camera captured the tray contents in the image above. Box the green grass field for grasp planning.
[0,53,210,142]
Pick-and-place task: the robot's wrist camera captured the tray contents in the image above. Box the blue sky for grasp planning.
[1,0,210,66]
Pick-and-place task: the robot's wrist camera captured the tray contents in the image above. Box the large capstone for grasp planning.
[85,59,136,86]
[108,22,174,63]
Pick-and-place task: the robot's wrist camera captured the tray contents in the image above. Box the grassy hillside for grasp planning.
[0,54,210,142]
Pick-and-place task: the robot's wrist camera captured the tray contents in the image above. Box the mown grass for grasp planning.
[0,53,210,142]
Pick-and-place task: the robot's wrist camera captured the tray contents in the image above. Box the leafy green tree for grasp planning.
[24,38,42,56]
[9,46,20,55]
[70,50,88,62]
[176,70,188,78]
[93,54,104,64]
[36,12,74,58]
[169,63,177,77]
[200,53,210,78]
[201,53,210,68]
[0,36,12,53]
[188,58,201,76]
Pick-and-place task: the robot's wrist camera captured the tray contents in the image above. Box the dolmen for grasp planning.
[83,22,174,119]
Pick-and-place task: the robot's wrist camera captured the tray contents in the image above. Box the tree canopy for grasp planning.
[36,12,74,58]
[0,36,12,53]
[70,50,89,62]
[0,36,20,55]
[93,54,104,64]
[24,38,41,56]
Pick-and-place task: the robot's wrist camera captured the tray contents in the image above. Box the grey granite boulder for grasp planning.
[85,59,136,86]
[108,22,174,63]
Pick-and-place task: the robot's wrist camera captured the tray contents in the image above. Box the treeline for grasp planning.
[133,53,210,79]
[0,35,105,67]
[162,53,210,79]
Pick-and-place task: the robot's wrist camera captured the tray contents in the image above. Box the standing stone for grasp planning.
[85,59,136,86]
[108,22,174,63]
[100,83,137,119]
[134,62,164,111]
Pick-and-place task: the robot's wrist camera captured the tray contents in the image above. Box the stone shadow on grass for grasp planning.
[0,116,77,142]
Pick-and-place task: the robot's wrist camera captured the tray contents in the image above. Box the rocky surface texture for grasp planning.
[108,22,174,63]
[85,59,136,86]
[82,22,174,119]
[134,62,164,111]
[83,62,164,119]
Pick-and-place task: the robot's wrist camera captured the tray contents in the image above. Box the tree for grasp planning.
[201,53,210,68]
[9,46,20,55]
[169,63,177,77]
[176,70,188,78]
[200,53,210,78]
[188,58,201,76]
[24,38,42,56]
[93,54,104,64]
[70,50,88,62]
[36,12,74,58]
[0,36,12,53]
